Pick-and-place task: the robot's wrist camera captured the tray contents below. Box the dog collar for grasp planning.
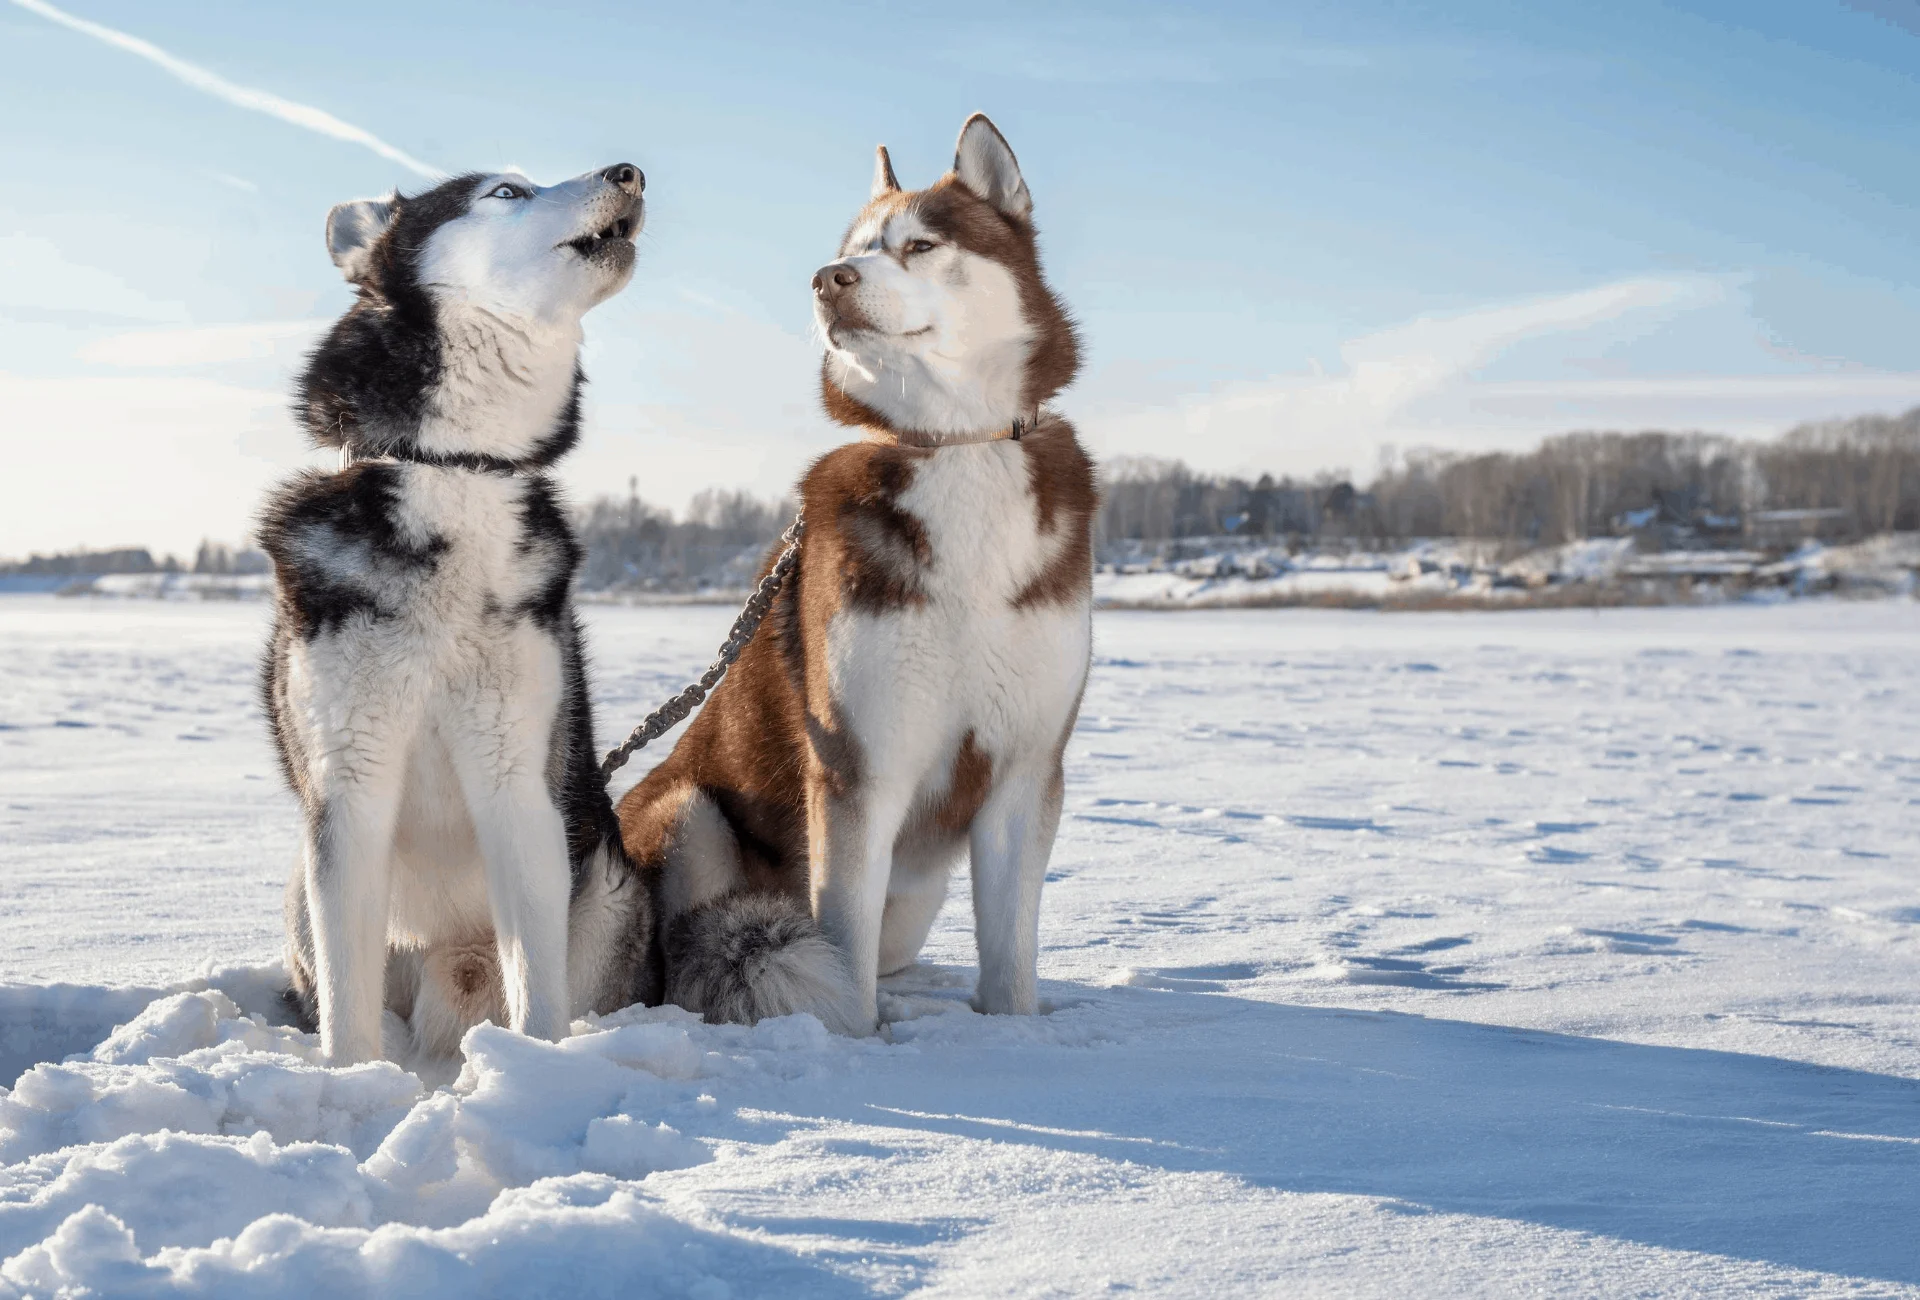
[895,411,1039,449]
[337,446,523,475]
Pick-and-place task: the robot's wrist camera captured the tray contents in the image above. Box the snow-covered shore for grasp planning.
[23,529,1920,612]
[2,599,1918,1295]
[1094,531,1920,609]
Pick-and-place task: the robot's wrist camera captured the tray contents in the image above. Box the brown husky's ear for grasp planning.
[953,113,1031,221]
[871,145,900,200]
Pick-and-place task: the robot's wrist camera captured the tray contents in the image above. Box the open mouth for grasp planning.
[562,215,635,257]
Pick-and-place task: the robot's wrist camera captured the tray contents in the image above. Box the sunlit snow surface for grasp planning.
[2,596,1917,1297]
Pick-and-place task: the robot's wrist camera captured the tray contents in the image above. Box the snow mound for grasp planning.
[0,986,866,1298]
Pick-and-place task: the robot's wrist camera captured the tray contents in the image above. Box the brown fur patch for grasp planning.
[450,953,490,999]
[616,572,813,885]
[804,442,934,613]
[619,439,946,886]
[422,942,505,1023]
[932,731,994,835]
[1011,415,1098,610]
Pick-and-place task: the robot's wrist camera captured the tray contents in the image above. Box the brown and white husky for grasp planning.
[616,114,1095,1034]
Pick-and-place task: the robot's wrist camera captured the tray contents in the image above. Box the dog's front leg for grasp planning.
[445,636,573,1043]
[307,782,404,1065]
[451,753,572,1042]
[808,777,907,1034]
[968,758,1065,1016]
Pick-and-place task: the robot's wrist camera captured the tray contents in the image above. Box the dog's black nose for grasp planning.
[602,163,644,193]
[812,263,860,295]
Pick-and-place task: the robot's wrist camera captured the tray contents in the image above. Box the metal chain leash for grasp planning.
[599,512,805,783]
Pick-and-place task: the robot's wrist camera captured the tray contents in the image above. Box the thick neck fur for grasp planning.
[820,316,1031,442]
[825,339,1036,441]
[817,177,1079,444]
[419,302,584,463]
[297,289,587,471]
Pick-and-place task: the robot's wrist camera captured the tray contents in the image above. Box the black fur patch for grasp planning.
[549,611,622,891]
[514,476,583,628]
[295,176,477,460]
[256,462,447,640]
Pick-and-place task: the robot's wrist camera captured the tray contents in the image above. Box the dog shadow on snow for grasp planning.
[745,964,1920,1288]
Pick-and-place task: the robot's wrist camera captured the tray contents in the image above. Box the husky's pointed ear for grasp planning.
[871,145,900,200]
[953,113,1031,221]
[325,196,395,282]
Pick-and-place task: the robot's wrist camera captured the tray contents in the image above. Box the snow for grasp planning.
[3,595,1919,1296]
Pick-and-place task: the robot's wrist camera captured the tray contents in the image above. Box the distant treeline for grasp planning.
[1101,406,1920,549]
[0,542,269,578]
[10,409,1917,591]
[0,548,170,577]
[576,482,797,593]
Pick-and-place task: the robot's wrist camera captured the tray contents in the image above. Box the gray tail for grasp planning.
[663,892,865,1035]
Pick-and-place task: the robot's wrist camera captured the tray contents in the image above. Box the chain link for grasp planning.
[599,512,805,783]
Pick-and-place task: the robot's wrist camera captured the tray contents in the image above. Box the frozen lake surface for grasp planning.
[1,596,1917,1296]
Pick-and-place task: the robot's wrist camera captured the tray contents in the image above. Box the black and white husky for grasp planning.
[263,164,844,1065]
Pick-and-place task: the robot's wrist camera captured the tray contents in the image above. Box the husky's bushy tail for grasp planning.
[664,891,865,1035]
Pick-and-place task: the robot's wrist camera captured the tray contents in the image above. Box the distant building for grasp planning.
[1745,508,1852,550]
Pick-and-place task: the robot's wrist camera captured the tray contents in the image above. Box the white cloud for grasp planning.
[1077,277,1920,476]
[10,0,439,179]
[0,372,306,559]
[79,320,327,368]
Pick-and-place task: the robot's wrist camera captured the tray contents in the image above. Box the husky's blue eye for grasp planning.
[489,184,524,200]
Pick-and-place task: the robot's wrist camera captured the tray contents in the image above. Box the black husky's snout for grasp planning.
[600,162,644,194]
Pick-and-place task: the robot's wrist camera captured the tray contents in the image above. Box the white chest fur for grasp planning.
[390,467,560,620]
[828,440,1091,780]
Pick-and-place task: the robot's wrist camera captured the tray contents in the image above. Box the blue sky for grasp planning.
[3,0,1919,557]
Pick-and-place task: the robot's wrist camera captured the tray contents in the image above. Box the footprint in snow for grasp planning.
[1323,954,1505,991]
[1117,962,1261,992]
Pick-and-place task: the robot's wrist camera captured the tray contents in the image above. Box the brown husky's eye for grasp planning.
[906,239,937,255]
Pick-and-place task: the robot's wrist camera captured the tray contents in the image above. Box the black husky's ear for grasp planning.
[953,114,1031,221]
[872,145,900,200]
[325,196,396,283]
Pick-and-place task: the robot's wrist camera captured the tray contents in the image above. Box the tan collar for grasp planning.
[887,411,1038,450]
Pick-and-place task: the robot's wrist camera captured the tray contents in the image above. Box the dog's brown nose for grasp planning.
[601,163,644,193]
[812,263,860,296]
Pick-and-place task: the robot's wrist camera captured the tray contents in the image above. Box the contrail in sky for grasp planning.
[10,0,441,179]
